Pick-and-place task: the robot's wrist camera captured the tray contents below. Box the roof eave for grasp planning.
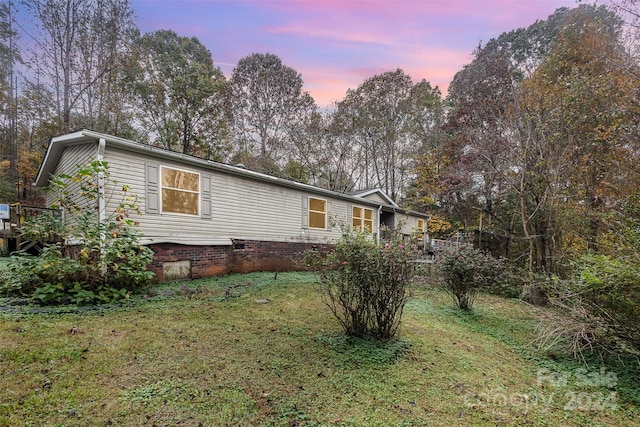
[34,129,425,216]
[34,130,98,187]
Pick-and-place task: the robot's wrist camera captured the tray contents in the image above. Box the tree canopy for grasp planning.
[126,29,227,157]
[227,52,316,174]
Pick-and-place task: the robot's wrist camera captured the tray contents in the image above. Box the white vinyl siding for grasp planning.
[45,143,99,227]
[45,142,98,208]
[105,150,214,242]
[392,213,429,237]
[360,192,387,205]
[102,147,373,245]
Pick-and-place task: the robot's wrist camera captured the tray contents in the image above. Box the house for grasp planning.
[34,129,430,282]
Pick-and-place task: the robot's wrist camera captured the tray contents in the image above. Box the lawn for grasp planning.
[1,271,639,426]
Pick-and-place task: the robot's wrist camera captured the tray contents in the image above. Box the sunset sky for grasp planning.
[131,0,578,107]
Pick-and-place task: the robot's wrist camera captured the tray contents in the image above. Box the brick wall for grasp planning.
[147,240,333,282]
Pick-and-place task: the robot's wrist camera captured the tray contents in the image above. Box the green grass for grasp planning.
[1,271,639,426]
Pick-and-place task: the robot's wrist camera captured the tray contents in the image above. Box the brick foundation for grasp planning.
[147,240,333,282]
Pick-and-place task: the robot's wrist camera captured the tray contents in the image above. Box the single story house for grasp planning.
[34,129,430,282]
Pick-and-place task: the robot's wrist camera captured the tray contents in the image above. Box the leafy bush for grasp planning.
[435,245,505,310]
[4,159,154,305]
[536,197,640,360]
[302,231,417,339]
[538,254,640,360]
[482,266,523,299]
[482,266,551,304]
[576,256,640,331]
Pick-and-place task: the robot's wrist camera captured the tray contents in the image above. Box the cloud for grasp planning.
[266,24,395,47]
[132,0,577,107]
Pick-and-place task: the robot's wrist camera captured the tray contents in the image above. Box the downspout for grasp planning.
[97,138,107,263]
[377,205,382,245]
[97,138,106,226]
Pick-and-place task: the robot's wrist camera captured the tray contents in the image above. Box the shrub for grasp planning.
[482,266,523,299]
[4,159,154,305]
[536,197,640,360]
[302,231,417,339]
[578,257,640,349]
[537,254,640,360]
[435,245,505,310]
[482,266,551,304]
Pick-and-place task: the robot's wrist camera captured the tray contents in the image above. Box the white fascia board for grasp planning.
[34,130,98,187]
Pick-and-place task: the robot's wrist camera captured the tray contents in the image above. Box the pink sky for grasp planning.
[132,0,579,107]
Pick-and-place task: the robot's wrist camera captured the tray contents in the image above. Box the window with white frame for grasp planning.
[308,197,327,229]
[416,219,425,240]
[352,206,374,232]
[161,166,200,216]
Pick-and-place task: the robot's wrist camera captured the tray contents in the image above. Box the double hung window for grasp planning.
[416,219,425,240]
[308,197,327,229]
[161,167,200,216]
[352,206,373,232]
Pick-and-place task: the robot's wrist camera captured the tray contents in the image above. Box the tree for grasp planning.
[126,29,228,158]
[281,110,354,191]
[485,7,574,77]
[23,0,138,132]
[441,41,519,232]
[432,6,585,236]
[520,5,639,261]
[613,0,640,69]
[430,4,639,274]
[403,80,446,211]
[13,81,56,201]
[228,53,317,174]
[333,69,423,201]
[286,109,362,192]
[0,0,20,195]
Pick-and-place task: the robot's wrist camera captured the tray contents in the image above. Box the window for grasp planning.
[416,219,425,240]
[308,197,327,229]
[352,206,374,232]
[161,167,200,216]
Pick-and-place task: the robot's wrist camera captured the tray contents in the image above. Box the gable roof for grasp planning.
[34,129,428,218]
[349,188,399,209]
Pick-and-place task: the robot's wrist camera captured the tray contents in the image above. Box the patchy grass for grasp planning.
[1,271,639,426]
